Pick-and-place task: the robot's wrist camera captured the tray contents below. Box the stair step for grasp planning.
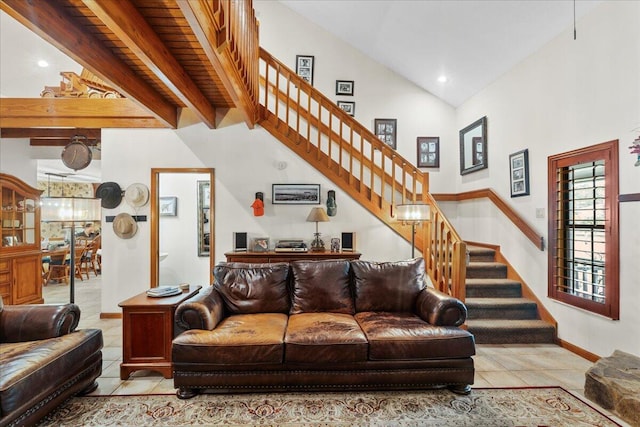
[465,298,539,319]
[466,262,507,279]
[467,246,496,262]
[466,278,522,298]
[467,319,556,344]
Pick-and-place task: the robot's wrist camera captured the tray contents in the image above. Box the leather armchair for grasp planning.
[0,300,103,427]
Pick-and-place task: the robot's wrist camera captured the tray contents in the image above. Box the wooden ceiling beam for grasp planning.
[0,0,178,128]
[0,128,101,140]
[178,0,255,129]
[0,98,166,128]
[0,128,101,146]
[81,0,217,129]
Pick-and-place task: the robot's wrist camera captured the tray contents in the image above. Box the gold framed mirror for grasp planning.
[150,168,215,288]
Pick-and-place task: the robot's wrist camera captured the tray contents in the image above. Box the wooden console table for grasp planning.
[119,285,201,379]
[225,251,361,263]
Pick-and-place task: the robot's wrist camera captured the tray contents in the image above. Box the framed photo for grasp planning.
[337,101,355,116]
[472,136,484,165]
[295,55,314,85]
[272,184,320,205]
[417,137,440,168]
[509,149,530,197]
[374,118,397,149]
[159,196,177,216]
[252,237,270,252]
[335,80,354,96]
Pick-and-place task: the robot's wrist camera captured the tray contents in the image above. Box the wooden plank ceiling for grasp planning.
[0,0,244,146]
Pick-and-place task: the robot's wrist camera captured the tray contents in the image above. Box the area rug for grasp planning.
[38,387,619,427]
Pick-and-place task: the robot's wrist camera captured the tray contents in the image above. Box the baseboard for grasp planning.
[556,338,600,362]
[100,312,122,319]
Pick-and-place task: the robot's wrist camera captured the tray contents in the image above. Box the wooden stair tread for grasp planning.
[465,278,520,285]
[467,319,555,329]
[465,297,537,307]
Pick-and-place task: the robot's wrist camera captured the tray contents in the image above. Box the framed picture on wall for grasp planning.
[295,55,315,85]
[337,101,355,116]
[374,118,397,149]
[272,184,321,205]
[509,149,530,197]
[417,137,440,168]
[335,80,354,96]
[159,196,177,216]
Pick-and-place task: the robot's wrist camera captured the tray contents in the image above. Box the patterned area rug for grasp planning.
[39,387,619,427]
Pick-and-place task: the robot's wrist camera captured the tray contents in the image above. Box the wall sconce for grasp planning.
[395,203,430,258]
[306,207,330,252]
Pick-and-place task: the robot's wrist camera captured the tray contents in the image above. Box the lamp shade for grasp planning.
[41,197,102,223]
[306,207,330,222]
[395,204,430,222]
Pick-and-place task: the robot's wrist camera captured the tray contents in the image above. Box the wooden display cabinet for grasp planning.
[0,173,43,304]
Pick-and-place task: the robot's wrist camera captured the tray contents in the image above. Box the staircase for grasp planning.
[465,245,556,344]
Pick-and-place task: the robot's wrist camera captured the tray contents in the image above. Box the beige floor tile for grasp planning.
[152,378,178,395]
[87,377,122,396]
[473,354,508,372]
[101,346,122,361]
[112,377,164,395]
[101,360,122,378]
[544,369,589,390]
[470,372,492,388]
[478,370,528,387]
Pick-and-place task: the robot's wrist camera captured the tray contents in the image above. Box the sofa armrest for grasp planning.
[175,286,224,330]
[0,303,80,343]
[415,287,467,327]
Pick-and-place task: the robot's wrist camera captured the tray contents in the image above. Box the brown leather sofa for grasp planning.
[0,300,103,427]
[173,258,475,399]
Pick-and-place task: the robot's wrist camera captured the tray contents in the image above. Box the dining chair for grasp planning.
[73,246,88,281]
[45,248,70,285]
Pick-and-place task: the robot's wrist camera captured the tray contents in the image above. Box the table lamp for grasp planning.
[395,203,430,258]
[306,207,330,252]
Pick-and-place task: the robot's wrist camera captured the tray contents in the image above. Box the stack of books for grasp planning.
[146,286,181,298]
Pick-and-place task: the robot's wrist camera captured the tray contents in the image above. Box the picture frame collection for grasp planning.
[294,55,532,190]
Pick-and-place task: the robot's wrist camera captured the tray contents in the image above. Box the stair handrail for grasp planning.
[432,188,544,250]
[181,0,260,126]
[258,47,466,300]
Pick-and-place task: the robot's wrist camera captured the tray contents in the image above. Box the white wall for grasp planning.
[100,124,413,312]
[448,1,640,357]
[0,138,37,186]
[254,1,458,192]
[158,172,210,286]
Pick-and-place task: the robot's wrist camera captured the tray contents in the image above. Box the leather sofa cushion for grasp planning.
[0,329,102,415]
[284,313,368,363]
[355,312,476,360]
[352,258,426,312]
[172,313,287,364]
[290,260,353,314]
[213,262,290,314]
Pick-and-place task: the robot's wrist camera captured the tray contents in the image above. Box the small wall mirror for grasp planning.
[459,116,488,175]
[197,180,210,257]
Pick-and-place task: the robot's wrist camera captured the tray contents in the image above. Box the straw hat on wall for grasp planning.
[112,213,137,239]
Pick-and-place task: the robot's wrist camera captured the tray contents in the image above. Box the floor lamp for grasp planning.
[41,197,101,303]
[395,203,431,258]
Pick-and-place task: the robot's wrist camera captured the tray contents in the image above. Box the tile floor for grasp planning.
[42,275,630,426]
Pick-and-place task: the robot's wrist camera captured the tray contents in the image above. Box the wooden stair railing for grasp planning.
[433,188,545,250]
[257,47,466,300]
[178,0,260,128]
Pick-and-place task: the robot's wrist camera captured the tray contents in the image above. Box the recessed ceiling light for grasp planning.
[437,75,448,83]
[37,60,49,68]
